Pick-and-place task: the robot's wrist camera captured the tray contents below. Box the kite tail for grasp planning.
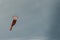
[10,26,13,31]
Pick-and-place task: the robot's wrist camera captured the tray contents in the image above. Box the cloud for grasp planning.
[0,0,59,40]
[0,36,47,40]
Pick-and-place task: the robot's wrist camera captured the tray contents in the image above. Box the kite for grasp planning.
[9,16,18,31]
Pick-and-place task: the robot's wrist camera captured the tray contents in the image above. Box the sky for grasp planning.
[0,0,60,40]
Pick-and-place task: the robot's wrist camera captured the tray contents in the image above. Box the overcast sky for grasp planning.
[0,0,60,40]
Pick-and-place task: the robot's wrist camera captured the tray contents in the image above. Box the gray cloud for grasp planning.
[0,0,60,40]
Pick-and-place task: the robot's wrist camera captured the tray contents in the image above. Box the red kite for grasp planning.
[10,16,18,31]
